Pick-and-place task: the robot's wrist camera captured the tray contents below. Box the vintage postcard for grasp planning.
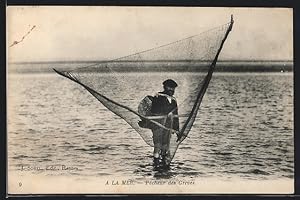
[7,6,293,194]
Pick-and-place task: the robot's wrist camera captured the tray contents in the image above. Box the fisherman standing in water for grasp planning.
[150,79,179,167]
[138,79,179,167]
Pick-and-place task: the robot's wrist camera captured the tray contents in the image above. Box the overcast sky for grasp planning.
[7,6,293,62]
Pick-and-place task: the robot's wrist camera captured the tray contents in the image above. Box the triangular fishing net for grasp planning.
[54,16,234,165]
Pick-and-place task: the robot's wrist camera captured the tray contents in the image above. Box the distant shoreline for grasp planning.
[8,60,293,65]
[8,60,293,73]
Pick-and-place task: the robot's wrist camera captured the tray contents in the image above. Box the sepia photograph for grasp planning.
[7,6,293,194]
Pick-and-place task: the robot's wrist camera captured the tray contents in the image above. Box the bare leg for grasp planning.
[161,114,173,166]
[153,147,160,159]
[161,131,171,166]
[152,129,162,166]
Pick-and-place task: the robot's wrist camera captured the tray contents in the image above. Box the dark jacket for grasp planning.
[151,92,179,131]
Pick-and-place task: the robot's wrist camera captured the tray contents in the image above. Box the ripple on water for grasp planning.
[8,72,294,180]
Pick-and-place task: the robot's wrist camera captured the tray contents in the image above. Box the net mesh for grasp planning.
[54,16,233,164]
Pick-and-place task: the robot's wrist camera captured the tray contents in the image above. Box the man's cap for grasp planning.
[163,79,178,88]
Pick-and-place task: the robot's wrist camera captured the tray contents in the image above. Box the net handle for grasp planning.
[177,15,234,143]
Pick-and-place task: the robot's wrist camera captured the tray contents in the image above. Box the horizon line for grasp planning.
[9,59,294,65]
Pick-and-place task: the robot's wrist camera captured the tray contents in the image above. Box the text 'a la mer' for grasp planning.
[105,179,135,185]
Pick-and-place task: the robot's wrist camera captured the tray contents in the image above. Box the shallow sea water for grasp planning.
[8,70,293,181]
